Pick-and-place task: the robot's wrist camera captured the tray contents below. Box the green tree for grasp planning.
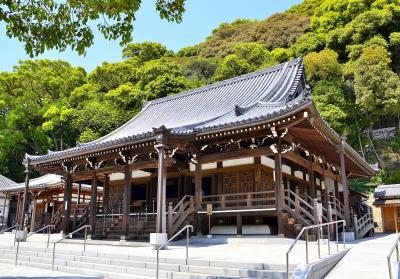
[122,41,171,61]
[353,46,400,119]
[303,49,342,82]
[1,0,186,56]
[213,55,252,81]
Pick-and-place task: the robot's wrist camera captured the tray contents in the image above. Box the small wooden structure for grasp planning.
[16,58,375,240]
[2,174,100,233]
[374,184,400,233]
[0,174,17,229]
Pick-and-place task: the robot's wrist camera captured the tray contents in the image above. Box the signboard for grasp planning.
[207,204,212,216]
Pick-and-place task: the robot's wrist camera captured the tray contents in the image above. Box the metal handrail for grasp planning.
[51,225,91,271]
[156,225,193,279]
[387,233,400,279]
[0,224,17,234]
[286,220,346,279]
[15,225,55,265]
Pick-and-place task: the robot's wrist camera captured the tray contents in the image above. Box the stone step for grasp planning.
[0,245,290,277]
[1,247,287,276]
[0,257,159,279]
[0,248,288,279]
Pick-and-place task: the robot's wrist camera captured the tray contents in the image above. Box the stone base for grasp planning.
[344,231,355,242]
[15,230,27,241]
[150,233,168,250]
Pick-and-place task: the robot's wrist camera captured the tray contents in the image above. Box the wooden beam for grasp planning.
[200,147,273,164]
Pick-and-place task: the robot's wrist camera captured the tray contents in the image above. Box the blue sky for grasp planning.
[0,0,302,73]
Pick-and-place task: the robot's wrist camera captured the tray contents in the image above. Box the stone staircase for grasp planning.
[0,244,291,279]
[94,215,156,241]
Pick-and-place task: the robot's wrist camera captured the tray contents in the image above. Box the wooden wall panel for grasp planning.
[222,171,253,194]
[383,206,397,233]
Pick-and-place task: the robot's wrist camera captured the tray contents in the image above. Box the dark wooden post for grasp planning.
[168,202,173,237]
[103,175,110,212]
[339,139,351,226]
[122,162,132,237]
[77,183,82,205]
[19,158,31,230]
[63,172,73,234]
[195,161,202,208]
[89,169,98,234]
[274,143,284,236]
[236,213,242,236]
[309,165,315,198]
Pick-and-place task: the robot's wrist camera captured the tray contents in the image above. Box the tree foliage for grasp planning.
[0,0,186,57]
[2,0,400,189]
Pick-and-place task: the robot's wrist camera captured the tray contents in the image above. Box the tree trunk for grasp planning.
[355,116,365,159]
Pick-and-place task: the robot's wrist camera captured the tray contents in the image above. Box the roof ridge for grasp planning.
[147,58,303,106]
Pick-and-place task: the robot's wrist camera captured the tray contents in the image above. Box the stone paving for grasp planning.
[326,233,397,279]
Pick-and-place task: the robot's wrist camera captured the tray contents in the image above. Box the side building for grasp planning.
[1,174,100,233]
[16,58,375,241]
[374,184,400,233]
[0,175,17,229]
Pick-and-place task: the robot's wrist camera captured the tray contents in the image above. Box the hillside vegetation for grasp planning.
[0,0,399,191]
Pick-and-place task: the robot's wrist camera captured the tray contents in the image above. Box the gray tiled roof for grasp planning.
[2,174,92,192]
[374,184,400,199]
[28,58,309,163]
[0,174,17,191]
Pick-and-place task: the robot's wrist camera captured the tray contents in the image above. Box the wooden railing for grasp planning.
[327,194,345,219]
[72,204,89,230]
[200,191,276,210]
[50,205,64,228]
[284,189,316,227]
[168,195,195,238]
[354,210,374,239]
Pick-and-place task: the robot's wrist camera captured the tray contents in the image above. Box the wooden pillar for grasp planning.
[155,144,167,234]
[395,207,399,234]
[19,160,31,230]
[30,194,37,232]
[77,183,82,205]
[274,148,284,236]
[309,166,315,198]
[236,213,242,236]
[89,170,98,233]
[195,161,202,208]
[103,175,110,212]
[339,140,351,226]
[63,172,73,234]
[122,163,132,237]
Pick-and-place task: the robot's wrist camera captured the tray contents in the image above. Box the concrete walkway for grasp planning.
[326,233,397,279]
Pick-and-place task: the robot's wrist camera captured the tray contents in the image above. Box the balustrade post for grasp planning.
[221,195,226,208]
[295,186,300,217]
[353,214,359,239]
[168,202,173,238]
[313,199,319,225]
[247,193,252,207]
[313,199,319,237]
[328,202,334,237]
